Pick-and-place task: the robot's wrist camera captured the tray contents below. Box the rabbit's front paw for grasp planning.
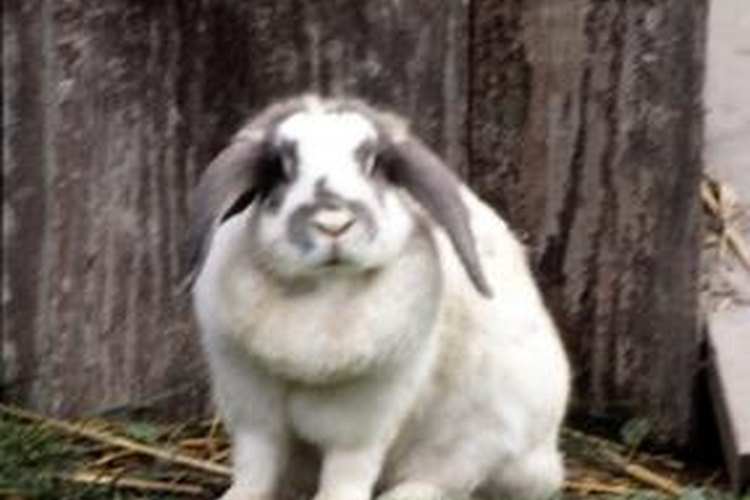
[218,485,272,500]
[313,486,370,500]
[377,483,460,500]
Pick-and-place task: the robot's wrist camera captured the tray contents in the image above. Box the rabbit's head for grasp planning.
[189,96,492,296]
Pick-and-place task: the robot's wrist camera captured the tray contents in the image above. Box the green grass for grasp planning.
[0,415,113,499]
[0,414,198,499]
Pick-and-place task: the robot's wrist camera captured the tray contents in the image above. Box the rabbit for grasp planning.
[189,95,570,500]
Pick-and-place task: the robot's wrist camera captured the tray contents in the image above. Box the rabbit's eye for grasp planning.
[278,140,297,179]
[256,152,291,201]
[356,141,379,176]
[260,140,297,191]
[357,141,395,183]
[369,155,388,180]
[368,149,397,184]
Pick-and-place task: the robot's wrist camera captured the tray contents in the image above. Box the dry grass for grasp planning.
[0,403,743,500]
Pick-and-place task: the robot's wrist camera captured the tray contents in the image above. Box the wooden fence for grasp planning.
[2,0,706,445]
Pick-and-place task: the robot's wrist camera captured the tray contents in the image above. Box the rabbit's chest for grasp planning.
[225,274,440,385]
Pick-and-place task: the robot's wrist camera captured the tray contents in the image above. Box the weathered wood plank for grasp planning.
[708,309,750,493]
[469,0,707,444]
[195,0,467,169]
[3,1,206,417]
[2,0,468,416]
[3,0,49,406]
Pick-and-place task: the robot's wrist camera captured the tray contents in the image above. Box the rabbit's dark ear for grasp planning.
[187,97,312,277]
[383,134,493,298]
[187,136,266,275]
[331,97,491,296]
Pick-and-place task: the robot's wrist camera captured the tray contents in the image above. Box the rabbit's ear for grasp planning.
[187,136,266,276]
[187,97,313,277]
[383,135,493,298]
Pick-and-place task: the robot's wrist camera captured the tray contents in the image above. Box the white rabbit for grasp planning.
[190,95,570,500]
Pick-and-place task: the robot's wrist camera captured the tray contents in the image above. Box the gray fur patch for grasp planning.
[285,178,378,252]
[287,204,317,252]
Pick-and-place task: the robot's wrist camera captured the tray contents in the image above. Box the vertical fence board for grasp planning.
[4,0,49,408]
[470,0,706,444]
[193,0,467,170]
[3,1,207,417]
[2,0,467,416]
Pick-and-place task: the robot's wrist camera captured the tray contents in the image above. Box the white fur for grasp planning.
[275,110,378,212]
[250,111,409,281]
[193,110,570,500]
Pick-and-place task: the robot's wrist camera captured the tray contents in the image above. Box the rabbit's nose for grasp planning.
[312,208,356,237]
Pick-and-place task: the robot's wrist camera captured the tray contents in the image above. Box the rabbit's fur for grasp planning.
[191,96,570,500]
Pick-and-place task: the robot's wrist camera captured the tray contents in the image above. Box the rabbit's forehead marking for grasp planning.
[275,111,377,177]
[272,110,381,212]
[265,111,384,253]
[286,178,378,251]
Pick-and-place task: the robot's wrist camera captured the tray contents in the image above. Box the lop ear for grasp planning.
[383,133,493,298]
[187,135,266,276]
[186,97,312,277]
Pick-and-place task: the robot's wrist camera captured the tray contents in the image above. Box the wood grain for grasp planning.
[2,0,467,417]
[470,0,707,444]
[3,0,707,446]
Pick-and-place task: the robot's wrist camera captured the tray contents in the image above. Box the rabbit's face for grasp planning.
[247,111,415,280]
[191,96,491,296]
